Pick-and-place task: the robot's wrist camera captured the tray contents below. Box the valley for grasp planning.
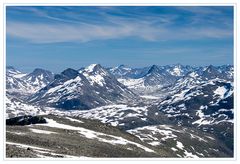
[5,64,234,158]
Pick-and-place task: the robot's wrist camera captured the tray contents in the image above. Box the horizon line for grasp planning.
[6,63,234,74]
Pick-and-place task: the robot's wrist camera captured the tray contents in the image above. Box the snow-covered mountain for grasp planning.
[5,93,55,119]
[116,64,194,95]
[108,65,133,78]
[6,66,26,77]
[5,64,234,158]
[29,64,137,110]
[143,65,177,87]
[6,66,54,98]
[115,64,233,95]
[157,73,233,151]
[165,64,195,77]
[159,79,233,126]
[201,65,233,81]
[108,65,149,79]
[22,68,54,89]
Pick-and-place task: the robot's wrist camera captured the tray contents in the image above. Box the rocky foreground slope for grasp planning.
[6,115,232,158]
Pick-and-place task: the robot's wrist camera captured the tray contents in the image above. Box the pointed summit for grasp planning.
[118,64,130,69]
[26,68,54,81]
[203,65,219,75]
[201,65,222,80]
[29,64,136,110]
[85,64,101,73]
[118,64,125,68]
[205,65,216,72]
[83,64,110,77]
[147,65,159,74]
[54,68,80,82]
[22,68,55,89]
[30,68,53,76]
[61,68,79,79]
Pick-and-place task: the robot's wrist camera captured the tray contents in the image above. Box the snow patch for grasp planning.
[140,95,160,100]
[176,141,184,150]
[30,128,57,134]
[85,64,97,73]
[65,117,84,123]
[37,118,155,153]
[214,86,227,98]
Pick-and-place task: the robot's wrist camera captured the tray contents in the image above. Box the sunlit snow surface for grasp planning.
[7,68,53,95]
[30,128,57,134]
[5,96,55,119]
[61,104,150,127]
[37,118,155,153]
[159,79,233,126]
[127,124,212,158]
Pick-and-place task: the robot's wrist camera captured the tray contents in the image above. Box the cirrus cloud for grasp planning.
[7,20,232,44]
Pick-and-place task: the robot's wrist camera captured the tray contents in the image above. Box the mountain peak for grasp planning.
[6,66,22,75]
[61,68,79,79]
[118,64,131,71]
[204,65,218,73]
[147,65,159,74]
[85,64,103,73]
[31,68,50,74]
[118,64,127,68]
[84,64,108,75]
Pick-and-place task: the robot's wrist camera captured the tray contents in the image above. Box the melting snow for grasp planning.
[6,96,52,119]
[149,141,160,146]
[184,150,199,158]
[30,128,57,134]
[7,131,26,135]
[118,78,145,89]
[37,118,155,153]
[214,86,227,98]
[127,125,179,144]
[65,117,84,123]
[176,141,184,149]
[13,73,27,78]
[171,147,177,151]
[63,104,149,127]
[140,95,160,100]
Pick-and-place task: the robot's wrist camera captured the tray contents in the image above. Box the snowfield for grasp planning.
[37,118,155,153]
[59,104,150,127]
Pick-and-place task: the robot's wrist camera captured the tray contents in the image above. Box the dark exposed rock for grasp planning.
[6,115,46,126]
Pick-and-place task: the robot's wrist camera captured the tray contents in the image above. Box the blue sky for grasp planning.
[6,6,233,73]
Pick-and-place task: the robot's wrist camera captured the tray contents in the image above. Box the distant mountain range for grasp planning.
[5,64,234,158]
[28,64,136,110]
[6,66,54,98]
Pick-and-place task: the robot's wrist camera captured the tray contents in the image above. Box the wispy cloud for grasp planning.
[7,20,232,44]
[6,6,233,44]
